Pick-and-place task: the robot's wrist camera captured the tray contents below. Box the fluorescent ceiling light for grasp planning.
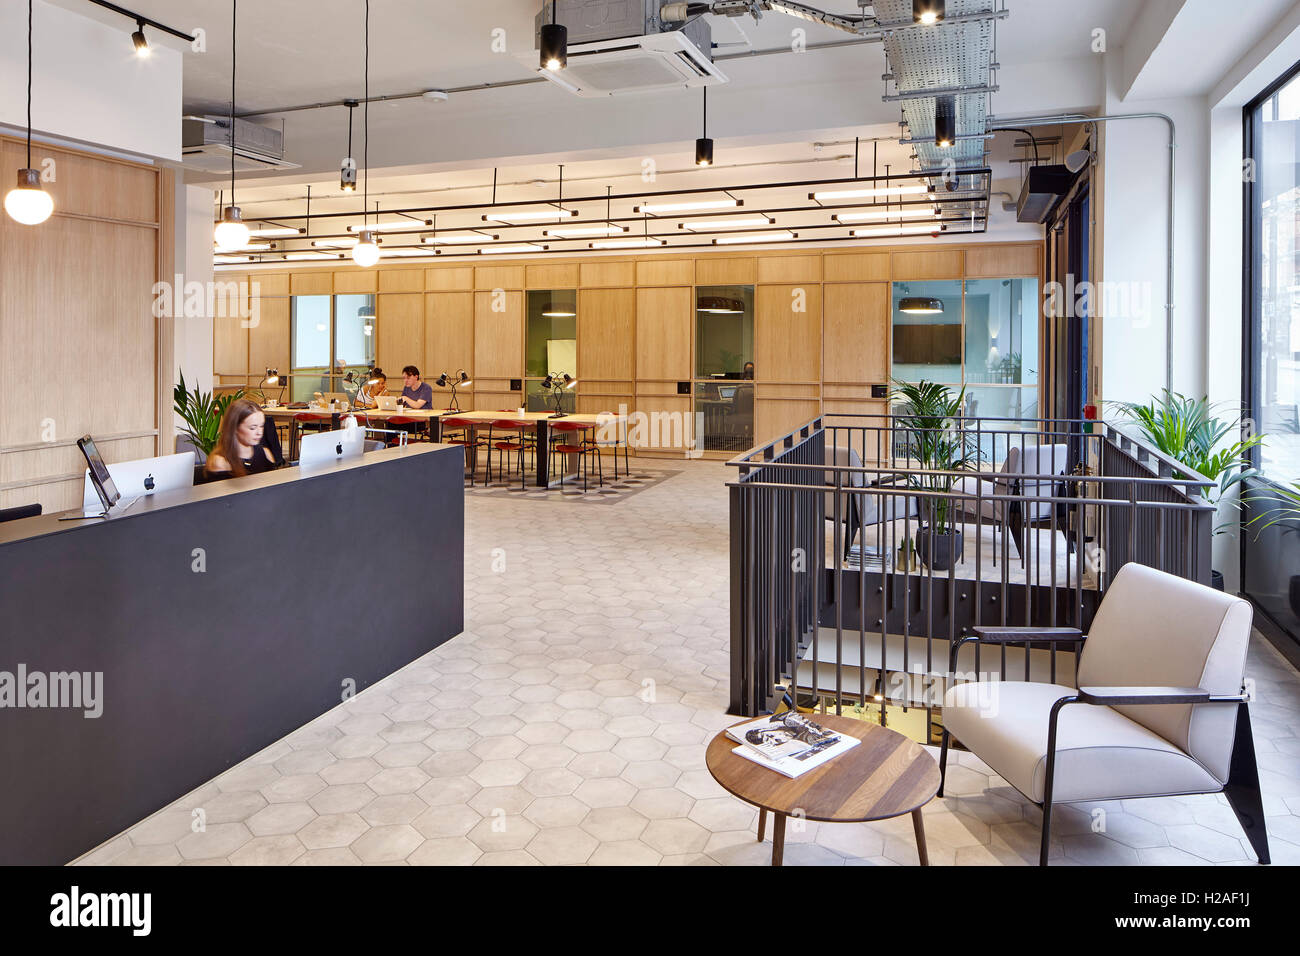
[712,231,797,245]
[347,219,432,233]
[421,233,498,244]
[213,254,254,263]
[284,251,344,260]
[852,224,946,238]
[482,208,578,223]
[811,185,928,201]
[590,237,664,249]
[681,216,774,232]
[248,226,302,238]
[546,224,629,238]
[312,238,359,248]
[832,208,940,222]
[212,240,272,251]
[479,243,547,254]
[634,198,741,214]
[383,248,435,257]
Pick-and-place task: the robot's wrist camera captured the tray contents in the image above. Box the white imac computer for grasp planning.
[79,451,196,515]
[298,427,365,470]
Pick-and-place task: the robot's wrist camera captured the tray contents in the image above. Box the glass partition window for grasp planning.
[695,285,754,380]
[335,294,377,401]
[892,281,963,384]
[525,290,577,412]
[289,294,376,403]
[964,279,1039,386]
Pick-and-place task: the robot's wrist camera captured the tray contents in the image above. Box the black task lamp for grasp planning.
[540,372,577,418]
[262,367,286,404]
[435,369,472,411]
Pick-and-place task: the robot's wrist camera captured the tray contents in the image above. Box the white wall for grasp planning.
[174,183,215,408]
[0,0,182,162]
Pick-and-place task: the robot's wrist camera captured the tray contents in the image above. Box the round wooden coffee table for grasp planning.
[705,713,940,866]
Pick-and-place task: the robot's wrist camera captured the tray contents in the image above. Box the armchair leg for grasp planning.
[1223,702,1271,864]
[1038,800,1054,867]
[937,727,950,798]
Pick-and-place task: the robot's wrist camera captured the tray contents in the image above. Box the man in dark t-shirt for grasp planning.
[399,366,434,410]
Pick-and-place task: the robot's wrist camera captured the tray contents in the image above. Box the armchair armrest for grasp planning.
[1076,685,1224,706]
[971,626,1084,643]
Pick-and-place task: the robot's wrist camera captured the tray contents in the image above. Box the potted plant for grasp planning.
[893,379,977,572]
[174,371,244,462]
[1111,390,1263,590]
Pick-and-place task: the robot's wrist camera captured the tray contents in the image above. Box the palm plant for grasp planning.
[892,378,977,534]
[1110,390,1262,533]
[174,370,243,457]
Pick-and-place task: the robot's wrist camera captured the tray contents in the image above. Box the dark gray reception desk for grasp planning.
[0,443,464,865]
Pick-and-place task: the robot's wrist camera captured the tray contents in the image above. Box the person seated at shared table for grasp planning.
[354,369,387,409]
[399,365,434,410]
[205,398,282,480]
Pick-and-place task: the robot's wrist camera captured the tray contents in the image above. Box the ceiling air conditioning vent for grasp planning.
[530,0,725,97]
[1015,164,1074,224]
[181,116,300,173]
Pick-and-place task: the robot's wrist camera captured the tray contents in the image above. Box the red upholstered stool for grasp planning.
[488,418,533,490]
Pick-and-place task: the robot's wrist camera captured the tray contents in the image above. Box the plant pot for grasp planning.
[1210,569,1224,592]
[918,528,962,572]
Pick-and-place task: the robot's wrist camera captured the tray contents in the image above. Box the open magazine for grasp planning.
[726,712,860,778]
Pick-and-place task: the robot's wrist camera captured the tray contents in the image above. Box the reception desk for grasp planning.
[0,443,464,865]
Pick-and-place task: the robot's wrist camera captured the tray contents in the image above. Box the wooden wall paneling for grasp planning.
[213,310,250,377]
[156,167,175,456]
[696,256,756,286]
[757,254,821,284]
[636,258,693,286]
[891,249,964,280]
[755,284,822,383]
[378,269,424,293]
[580,260,636,288]
[290,271,333,295]
[965,244,1041,278]
[635,286,692,383]
[823,251,891,282]
[247,296,290,385]
[2,136,157,224]
[425,267,474,291]
[630,394,693,454]
[425,291,474,383]
[473,289,523,380]
[333,270,378,294]
[376,293,424,378]
[578,288,635,382]
[755,391,821,447]
[247,272,289,296]
[823,282,890,385]
[475,265,525,290]
[526,262,579,288]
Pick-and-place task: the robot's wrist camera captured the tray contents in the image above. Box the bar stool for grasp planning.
[440,416,486,484]
[488,418,533,490]
[385,415,427,446]
[289,411,333,461]
[594,418,630,480]
[550,420,602,492]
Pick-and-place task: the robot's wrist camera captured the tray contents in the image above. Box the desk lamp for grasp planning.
[435,369,472,411]
[540,372,577,418]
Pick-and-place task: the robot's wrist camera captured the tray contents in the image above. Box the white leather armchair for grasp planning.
[938,562,1270,866]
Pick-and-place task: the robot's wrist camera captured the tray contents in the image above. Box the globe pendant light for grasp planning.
[695,87,713,167]
[213,0,249,251]
[352,0,379,268]
[540,2,566,71]
[5,0,54,226]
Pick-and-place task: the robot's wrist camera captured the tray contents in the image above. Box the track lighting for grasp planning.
[696,87,713,167]
[934,95,956,148]
[6,0,52,226]
[540,2,567,71]
[351,230,380,267]
[132,21,149,56]
[913,0,944,25]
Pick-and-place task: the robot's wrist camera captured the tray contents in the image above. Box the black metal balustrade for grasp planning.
[727,413,1216,739]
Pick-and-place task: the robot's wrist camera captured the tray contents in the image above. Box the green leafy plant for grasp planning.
[174,370,244,457]
[892,378,978,534]
[1244,480,1300,535]
[1109,390,1263,534]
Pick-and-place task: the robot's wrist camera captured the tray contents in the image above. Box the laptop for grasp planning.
[376,395,399,411]
[718,386,737,400]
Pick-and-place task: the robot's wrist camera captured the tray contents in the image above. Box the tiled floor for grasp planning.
[76,460,1300,866]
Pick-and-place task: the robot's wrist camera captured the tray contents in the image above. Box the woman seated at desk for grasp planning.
[205,398,282,480]
[354,369,388,409]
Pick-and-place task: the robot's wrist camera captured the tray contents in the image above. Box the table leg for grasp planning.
[912,807,929,866]
[771,812,786,866]
[534,420,549,487]
[757,808,767,842]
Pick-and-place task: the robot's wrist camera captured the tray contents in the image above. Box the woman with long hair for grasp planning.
[205,398,280,479]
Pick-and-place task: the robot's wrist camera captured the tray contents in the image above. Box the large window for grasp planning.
[290,294,376,402]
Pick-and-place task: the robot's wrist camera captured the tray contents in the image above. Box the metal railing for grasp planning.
[727,413,1216,730]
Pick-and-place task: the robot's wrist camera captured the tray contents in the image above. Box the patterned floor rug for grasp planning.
[463,467,682,503]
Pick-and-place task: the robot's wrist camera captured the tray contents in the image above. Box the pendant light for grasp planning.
[934,95,956,149]
[5,0,54,226]
[353,0,379,268]
[213,0,250,252]
[695,87,713,167]
[899,296,944,314]
[913,0,944,25]
[340,100,357,192]
[540,2,566,71]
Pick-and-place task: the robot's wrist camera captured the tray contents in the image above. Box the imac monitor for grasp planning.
[298,427,365,469]
[77,436,120,513]
[81,451,196,512]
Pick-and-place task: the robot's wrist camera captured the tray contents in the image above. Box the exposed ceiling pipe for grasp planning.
[989,111,1176,394]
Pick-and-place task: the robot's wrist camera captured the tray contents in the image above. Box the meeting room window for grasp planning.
[891,279,1039,427]
[524,290,577,414]
[695,285,755,452]
[1243,61,1300,651]
[289,293,377,402]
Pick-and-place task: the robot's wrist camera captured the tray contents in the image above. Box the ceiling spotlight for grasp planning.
[422,89,449,102]
[913,0,944,25]
[934,95,956,148]
[696,87,713,167]
[540,3,567,72]
[132,20,149,56]
[352,229,380,267]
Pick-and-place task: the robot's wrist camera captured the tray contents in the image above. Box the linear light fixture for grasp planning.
[420,233,499,244]
[546,224,629,238]
[312,237,359,248]
[680,216,774,232]
[832,208,940,222]
[382,247,434,257]
[248,226,304,238]
[483,208,578,223]
[590,237,664,249]
[347,219,433,233]
[214,254,255,264]
[212,240,273,251]
[712,231,797,245]
[634,198,741,214]
[480,243,548,254]
[284,251,344,260]
[811,185,928,201]
[852,224,948,238]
